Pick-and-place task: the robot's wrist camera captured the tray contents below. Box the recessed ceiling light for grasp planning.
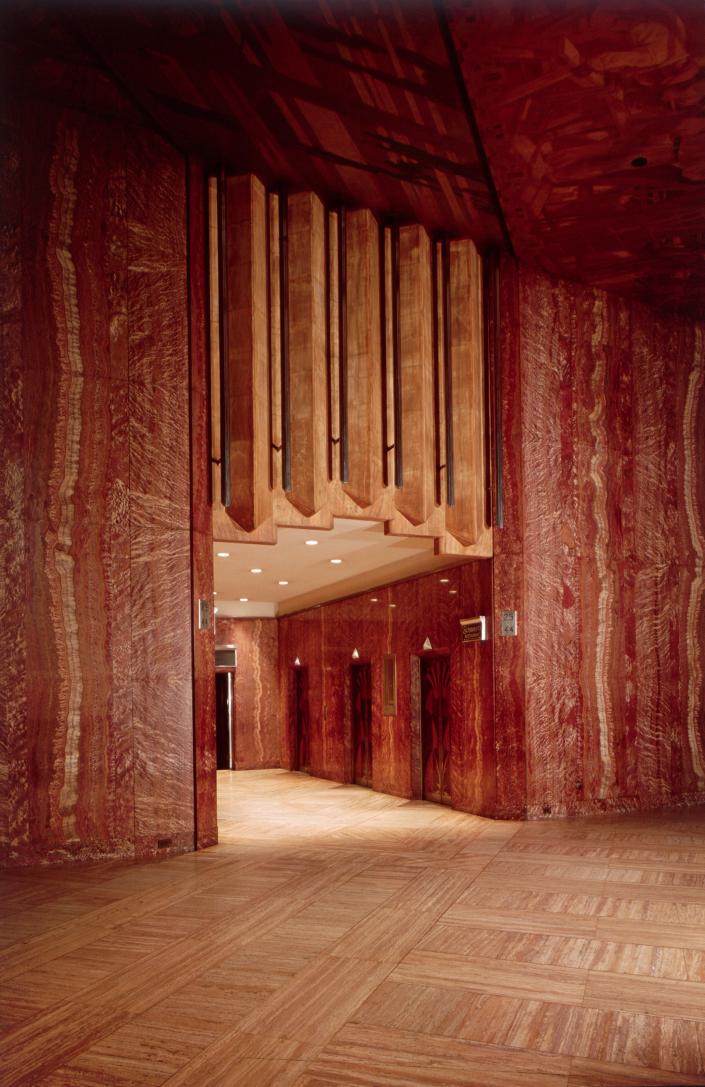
[305,539,319,546]
[239,597,249,603]
[330,558,342,565]
[250,567,262,574]
[278,580,289,586]
[439,577,449,583]
[216,551,230,558]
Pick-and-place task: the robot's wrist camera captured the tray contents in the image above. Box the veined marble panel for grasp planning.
[501,261,705,818]
[2,96,197,865]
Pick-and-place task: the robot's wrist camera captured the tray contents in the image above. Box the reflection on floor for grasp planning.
[2,770,705,1086]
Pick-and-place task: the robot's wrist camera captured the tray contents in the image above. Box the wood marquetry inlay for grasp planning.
[212,174,491,557]
[223,175,272,532]
[5,771,705,1084]
[445,239,485,547]
[287,191,328,518]
[343,209,383,509]
[396,223,435,527]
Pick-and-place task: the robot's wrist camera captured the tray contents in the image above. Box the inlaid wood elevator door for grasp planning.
[351,662,372,787]
[292,666,310,773]
[421,655,451,804]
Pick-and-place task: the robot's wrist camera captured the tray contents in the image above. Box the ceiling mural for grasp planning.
[447,0,705,314]
[4,0,704,314]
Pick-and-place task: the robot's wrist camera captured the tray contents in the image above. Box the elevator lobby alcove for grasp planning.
[212,523,496,818]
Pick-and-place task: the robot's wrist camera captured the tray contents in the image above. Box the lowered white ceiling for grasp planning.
[213,517,469,618]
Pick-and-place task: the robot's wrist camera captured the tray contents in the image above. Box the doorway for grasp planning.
[351,662,372,787]
[292,666,310,773]
[420,654,451,805]
[215,670,234,770]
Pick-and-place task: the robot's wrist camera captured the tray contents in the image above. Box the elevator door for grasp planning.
[292,666,310,773]
[421,655,451,805]
[351,662,372,787]
[215,671,233,770]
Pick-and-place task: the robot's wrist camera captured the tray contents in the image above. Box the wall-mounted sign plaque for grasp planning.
[460,616,487,643]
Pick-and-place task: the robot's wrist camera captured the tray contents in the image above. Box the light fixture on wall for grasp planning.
[351,648,360,660]
[422,636,432,651]
[294,656,301,666]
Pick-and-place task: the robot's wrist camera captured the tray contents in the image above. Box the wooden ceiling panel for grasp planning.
[446,0,705,315]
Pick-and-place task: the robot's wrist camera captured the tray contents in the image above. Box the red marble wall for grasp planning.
[0,92,204,864]
[278,562,496,815]
[215,619,281,769]
[126,126,195,858]
[496,258,705,817]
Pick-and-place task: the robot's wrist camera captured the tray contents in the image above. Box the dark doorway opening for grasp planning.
[292,666,310,773]
[215,670,234,770]
[351,661,372,787]
[421,654,451,804]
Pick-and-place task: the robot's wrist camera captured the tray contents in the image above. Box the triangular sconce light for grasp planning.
[294,656,301,666]
[422,636,433,651]
[351,648,360,660]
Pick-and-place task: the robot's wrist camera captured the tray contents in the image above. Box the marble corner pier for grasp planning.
[0,98,213,865]
[494,259,705,818]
